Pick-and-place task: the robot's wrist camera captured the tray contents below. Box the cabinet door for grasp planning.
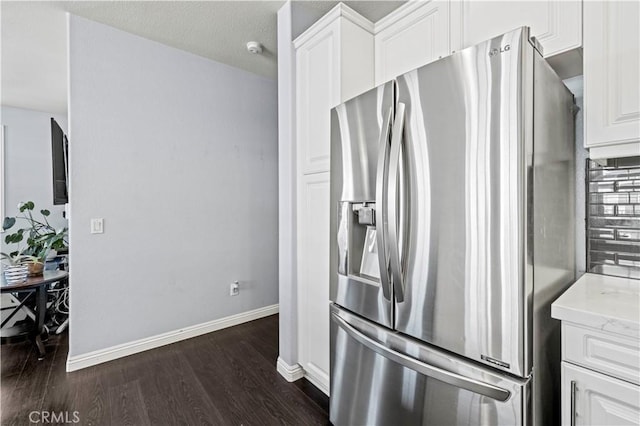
[584,0,640,156]
[296,21,341,175]
[374,1,450,85]
[297,172,331,394]
[562,362,640,426]
[451,1,581,57]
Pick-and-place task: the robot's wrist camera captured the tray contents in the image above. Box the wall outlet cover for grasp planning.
[90,218,104,234]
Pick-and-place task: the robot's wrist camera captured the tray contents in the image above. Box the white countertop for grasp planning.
[551,273,640,339]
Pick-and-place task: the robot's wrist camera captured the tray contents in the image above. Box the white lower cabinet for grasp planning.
[552,275,640,426]
[296,172,331,394]
[562,362,640,426]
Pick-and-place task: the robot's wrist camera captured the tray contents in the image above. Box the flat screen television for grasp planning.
[51,118,69,205]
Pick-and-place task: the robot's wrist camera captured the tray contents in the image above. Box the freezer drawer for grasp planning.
[330,305,531,426]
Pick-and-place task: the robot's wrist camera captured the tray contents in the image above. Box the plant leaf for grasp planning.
[19,201,34,212]
[40,209,50,216]
[7,232,24,244]
[2,217,16,230]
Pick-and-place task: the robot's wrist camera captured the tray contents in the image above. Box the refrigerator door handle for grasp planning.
[375,107,393,301]
[332,312,512,402]
[388,102,406,302]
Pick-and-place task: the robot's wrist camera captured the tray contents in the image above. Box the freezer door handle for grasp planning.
[375,106,393,301]
[388,102,406,302]
[332,312,512,402]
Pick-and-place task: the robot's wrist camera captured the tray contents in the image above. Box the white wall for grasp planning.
[67,15,278,358]
[277,0,324,374]
[277,2,297,368]
[1,106,68,241]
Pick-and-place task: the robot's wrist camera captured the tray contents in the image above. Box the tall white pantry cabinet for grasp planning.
[293,4,374,394]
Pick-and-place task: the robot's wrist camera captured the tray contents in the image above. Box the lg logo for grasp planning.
[489,44,511,57]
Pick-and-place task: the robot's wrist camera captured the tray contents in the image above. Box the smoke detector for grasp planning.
[246,41,263,55]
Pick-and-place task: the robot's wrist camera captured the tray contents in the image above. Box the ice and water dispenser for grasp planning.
[337,201,381,283]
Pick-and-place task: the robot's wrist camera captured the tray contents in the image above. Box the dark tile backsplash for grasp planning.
[587,157,640,279]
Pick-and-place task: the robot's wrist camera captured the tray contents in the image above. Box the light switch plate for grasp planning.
[90,218,104,234]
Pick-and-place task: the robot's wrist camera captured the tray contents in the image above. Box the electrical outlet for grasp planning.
[230,281,239,296]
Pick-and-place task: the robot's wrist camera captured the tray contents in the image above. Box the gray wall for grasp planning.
[68,15,278,357]
[1,106,68,242]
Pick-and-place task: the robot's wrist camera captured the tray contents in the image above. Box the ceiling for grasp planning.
[1,0,404,115]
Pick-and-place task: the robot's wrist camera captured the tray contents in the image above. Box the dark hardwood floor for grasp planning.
[1,315,329,425]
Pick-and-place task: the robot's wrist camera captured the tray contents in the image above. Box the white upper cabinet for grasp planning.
[450,1,582,57]
[374,1,450,85]
[584,0,640,159]
[295,5,374,174]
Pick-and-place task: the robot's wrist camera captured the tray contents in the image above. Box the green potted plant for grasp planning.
[2,201,68,277]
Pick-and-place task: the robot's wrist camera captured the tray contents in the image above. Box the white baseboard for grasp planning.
[66,304,279,372]
[276,357,305,382]
[304,363,330,396]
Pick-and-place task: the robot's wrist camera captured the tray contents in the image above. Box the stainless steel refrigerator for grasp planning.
[329,27,576,425]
